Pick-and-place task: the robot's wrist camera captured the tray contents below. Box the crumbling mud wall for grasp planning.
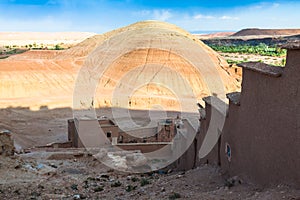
[173,96,228,171]
[175,43,300,187]
[0,129,14,156]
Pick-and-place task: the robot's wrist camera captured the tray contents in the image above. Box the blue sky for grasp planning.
[0,0,300,33]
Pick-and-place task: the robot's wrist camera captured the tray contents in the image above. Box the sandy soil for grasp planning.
[0,32,96,47]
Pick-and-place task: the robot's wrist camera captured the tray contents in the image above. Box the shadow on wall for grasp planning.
[174,42,300,187]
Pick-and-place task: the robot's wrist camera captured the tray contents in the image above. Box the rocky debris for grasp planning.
[94,149,152,172]
[0,152,299,199]
[224,176,242,188]
[20,162,57,176]
[0,129,14,156]
[126,152,148,168]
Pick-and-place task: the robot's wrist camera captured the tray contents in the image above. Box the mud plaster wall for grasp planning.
[221,49,300,186]
[174,48,300,187]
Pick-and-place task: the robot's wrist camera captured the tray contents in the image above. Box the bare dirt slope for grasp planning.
[0,53,81,109]
[0,21,240,110]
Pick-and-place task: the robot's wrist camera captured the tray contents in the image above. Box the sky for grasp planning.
[0,0,300,33]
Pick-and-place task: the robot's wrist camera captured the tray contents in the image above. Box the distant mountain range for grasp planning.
[199,28,300,46]
[232,28,300,37]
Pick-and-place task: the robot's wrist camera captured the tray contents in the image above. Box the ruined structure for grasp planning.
[68,117,183,153]
[0,129,14,156]
[176,42,300,186]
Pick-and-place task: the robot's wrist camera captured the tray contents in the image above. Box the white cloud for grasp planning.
[153,9,172,21]
[165,2,300,32]
[272,3,280,8]
[219,16,239,20]
[132,9,172,21]
[193,14,215,20]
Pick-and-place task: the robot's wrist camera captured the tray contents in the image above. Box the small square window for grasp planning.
[106,132,112,137]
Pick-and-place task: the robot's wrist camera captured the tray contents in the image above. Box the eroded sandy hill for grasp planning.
[0,21,240,110]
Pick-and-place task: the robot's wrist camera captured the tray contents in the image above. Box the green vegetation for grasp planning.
[131,177,139,182]
[226,59,242,65]
[281,58,286,66]
[0,47,28,59]
[54,44,63,50]
[140,178,150,186]
[125,185,137,192]
[0,42,65,59]
[110,180,122,187]
[226,58,285,67]
[0,56,9,59]
[6,49,27,54]
[209,43,287,57]
[93,186,104,192]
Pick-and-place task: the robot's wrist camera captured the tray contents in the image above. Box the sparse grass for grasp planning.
[86,177,96,181]
[111,181,122,187]
[93,186,104,192]
[131,177,139,182]
[0,48,28,59]
[125,185,137,192]
[70,184,78,191]
[281,58,286,66]
[226,59,242,65]
[140,178,150,187]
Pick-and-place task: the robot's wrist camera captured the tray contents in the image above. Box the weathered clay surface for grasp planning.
[0,21,240,110]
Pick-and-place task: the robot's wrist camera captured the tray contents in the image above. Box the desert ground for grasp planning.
[1,154,299,199]
[0,32,96,48]
[0,22,299,199]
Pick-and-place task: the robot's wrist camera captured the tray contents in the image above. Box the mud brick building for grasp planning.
[176,42,300,186]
